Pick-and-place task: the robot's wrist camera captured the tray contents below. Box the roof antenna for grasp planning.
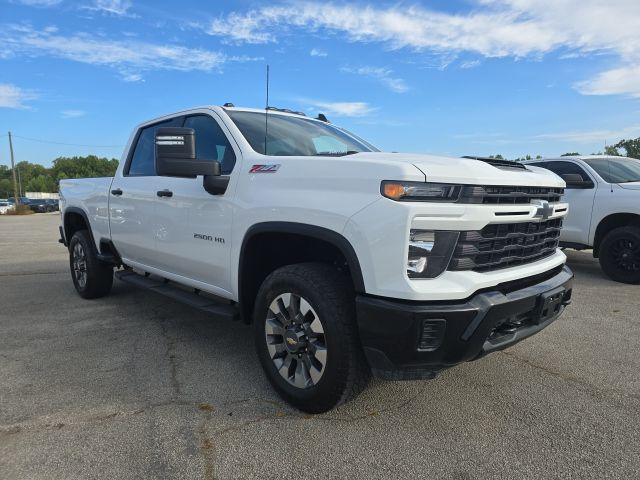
[264,64,270,156]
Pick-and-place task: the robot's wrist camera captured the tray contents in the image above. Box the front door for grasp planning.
[153,112,239,297]
[109,117,183,266]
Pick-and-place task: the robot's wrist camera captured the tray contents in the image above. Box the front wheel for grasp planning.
[253,263,370,413]
[69,230,114,298]
[599,226,640,284]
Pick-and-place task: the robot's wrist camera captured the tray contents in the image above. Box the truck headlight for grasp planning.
[407,230,459,278]
[382,181,462,202]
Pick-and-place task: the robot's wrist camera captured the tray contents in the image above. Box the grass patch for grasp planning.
[4,205,34,215]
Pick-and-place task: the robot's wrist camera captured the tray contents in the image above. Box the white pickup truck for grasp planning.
[524,156,640,284]
[59,105,573,412]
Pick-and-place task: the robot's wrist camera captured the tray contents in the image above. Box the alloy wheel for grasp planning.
[264,293,327,389]
[611,237,640,272]
[72,242,88,288]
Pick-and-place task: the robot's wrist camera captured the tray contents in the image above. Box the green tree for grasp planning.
[614,138,640,159]
[0,156,118,195]
[561,152,580,156]
[0,178,13,198]
[51,155,119,182]
[604,145,620,156]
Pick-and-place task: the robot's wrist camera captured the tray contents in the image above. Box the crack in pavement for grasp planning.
[0,271,66,277]
[159,318,183,400]
[500,350,640,407]
[197,404,216,480]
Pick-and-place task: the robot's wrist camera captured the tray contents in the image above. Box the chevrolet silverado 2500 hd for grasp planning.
[59,105,573,413]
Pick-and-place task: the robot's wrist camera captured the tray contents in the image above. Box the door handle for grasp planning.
[111,188,123,196]
[157,189,173,198]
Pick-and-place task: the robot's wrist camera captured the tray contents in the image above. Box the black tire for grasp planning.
[598,226,640,284]
[253,263,371,413]
[68,230,114,299]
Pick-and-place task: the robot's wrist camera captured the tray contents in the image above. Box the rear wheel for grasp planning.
[599,226,640,284]
[69,230,114,298]
[253,263,370,413]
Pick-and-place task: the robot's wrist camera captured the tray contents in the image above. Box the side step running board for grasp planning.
[115,270,239,321]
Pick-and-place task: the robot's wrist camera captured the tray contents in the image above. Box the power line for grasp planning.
[7,134,124,148]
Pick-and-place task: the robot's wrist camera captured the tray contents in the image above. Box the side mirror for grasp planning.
[560,173,594,189]
[155,127,221,177]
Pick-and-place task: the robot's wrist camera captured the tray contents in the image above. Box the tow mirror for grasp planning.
[155,127,221,178]
[560,173,594,189]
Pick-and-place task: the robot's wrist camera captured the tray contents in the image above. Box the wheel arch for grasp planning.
[238,222,365,323]
[593,212,640,257]
[63,207,96,249]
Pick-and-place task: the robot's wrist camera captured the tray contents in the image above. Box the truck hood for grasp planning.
[351,152,565,187]
[618,182,640,190]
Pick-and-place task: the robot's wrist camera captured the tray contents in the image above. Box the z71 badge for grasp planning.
[249,164,280,173]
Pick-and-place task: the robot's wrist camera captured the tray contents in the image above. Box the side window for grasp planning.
[183,115,236,174]
[531,161,591,188]
[127,117,183,176]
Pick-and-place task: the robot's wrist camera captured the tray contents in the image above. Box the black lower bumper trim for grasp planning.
[356,265,573,380]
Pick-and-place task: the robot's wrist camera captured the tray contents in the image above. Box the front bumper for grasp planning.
[356,265,573,380]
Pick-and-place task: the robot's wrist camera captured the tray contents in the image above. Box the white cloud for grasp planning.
[0,25,243,81]
[0,83,37,109]
[574,65,640,98]
[60,109,85,118]
[342,66,408,93]
[121,72,143,82]
[303,99,375,117]
[534,125,640,144]
[460,59,481,69]
[14,0,61,6]
[204,1,640,98]
[310,48,327,57]
[87,0,133,16]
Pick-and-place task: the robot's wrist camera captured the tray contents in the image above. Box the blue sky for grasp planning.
[1,0,640,166]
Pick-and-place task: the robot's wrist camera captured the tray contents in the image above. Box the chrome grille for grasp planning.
[449,218,563,272]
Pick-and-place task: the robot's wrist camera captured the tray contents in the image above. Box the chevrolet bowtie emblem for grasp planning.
[532,199,554,221]
[286,337,297,346]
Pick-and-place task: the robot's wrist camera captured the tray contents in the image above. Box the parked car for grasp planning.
[59,105,573,412]
[523,155,640,283]
[8,196,31,205]
[44,198,60,211]
[26,198,50,213]
[0,201,14,214]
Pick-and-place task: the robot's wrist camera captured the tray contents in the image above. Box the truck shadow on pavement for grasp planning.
[104,248,615,422]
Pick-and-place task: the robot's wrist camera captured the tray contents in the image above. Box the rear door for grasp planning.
[109,117,182,266]
[153,111,239,296]
[532,160,597,245]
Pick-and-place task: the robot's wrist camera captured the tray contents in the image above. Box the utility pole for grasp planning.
[8,131,20,206]
[17,166,22,196]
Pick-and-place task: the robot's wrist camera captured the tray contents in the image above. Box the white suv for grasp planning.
[524,155,640,283]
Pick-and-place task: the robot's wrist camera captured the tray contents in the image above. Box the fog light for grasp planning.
[407,230,459,279]
[408,230,434,274]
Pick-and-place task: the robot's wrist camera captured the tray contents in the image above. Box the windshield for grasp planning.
[584,157,640,183]
[226,110,376,156]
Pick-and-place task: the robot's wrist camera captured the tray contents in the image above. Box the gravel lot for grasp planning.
[1,213,639,479]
